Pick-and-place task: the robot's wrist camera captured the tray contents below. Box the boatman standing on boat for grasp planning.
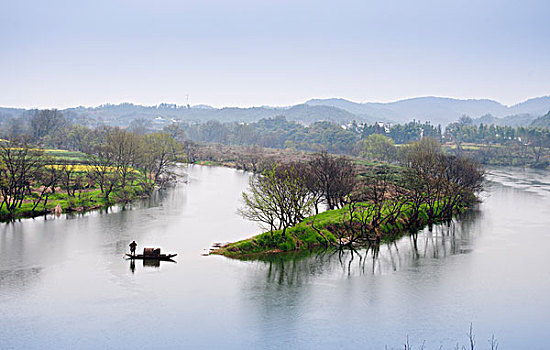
[129,240,137,256]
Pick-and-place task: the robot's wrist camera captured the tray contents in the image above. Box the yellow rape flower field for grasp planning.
[45,164,140,173]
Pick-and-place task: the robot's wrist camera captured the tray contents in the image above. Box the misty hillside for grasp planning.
[508,96,550,116]
[66,103,359,125]
[530,111,550,128]
[473,113,538,127]
[307,96,550,126]
[1,96,549,129]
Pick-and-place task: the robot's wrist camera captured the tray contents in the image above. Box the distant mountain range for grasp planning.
[1,96,550,129]
[305,96,550,126]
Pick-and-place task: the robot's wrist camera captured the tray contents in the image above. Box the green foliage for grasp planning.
[360,134,397,162]
[182,116,360,155]
[382,121,441,144]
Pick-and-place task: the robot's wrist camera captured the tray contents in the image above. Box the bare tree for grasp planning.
[0,138,45,214]
[402,138,484,226]
[308,152,356,210]
[140,132,185,190]
[182,140,199,163]
[239,164,313,240]
[30,164,62,212]
[88,142,118,200]
[29,109,68,143]
[59,165,85,198]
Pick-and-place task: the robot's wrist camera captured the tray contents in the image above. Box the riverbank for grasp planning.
[1,135,184,222]
[0,186,150,222]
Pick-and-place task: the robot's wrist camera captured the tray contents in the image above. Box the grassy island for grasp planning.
[213,200,467,257]
[213,138,483,258]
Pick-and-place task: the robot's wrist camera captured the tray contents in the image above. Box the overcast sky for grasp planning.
[1,0,549,108]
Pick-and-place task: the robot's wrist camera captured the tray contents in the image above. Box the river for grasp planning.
[1,165,549,349]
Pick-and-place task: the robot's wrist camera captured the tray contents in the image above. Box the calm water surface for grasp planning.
[1,165,549,349]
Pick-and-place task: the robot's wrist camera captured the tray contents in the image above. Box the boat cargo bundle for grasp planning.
[143,248,161,256]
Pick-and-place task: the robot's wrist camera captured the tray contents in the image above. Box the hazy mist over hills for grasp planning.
[1,96,550,129]
[305,96,550,126]
[530,110,550,127]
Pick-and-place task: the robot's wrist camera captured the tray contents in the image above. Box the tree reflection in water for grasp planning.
[241,207,482,284]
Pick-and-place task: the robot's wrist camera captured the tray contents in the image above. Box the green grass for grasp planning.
[43,149,89,163]
[215,222,337,257]
[214,208,356,257]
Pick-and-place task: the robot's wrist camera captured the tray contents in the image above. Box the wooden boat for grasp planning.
[126,247,177,260]
[125,253,177,260]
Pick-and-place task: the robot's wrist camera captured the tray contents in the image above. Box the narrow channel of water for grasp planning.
[1,165,549,349]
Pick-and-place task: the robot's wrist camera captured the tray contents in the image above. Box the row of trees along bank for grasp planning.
[4,109,550,168]
[0,129,184,220]
[218,138,484,256]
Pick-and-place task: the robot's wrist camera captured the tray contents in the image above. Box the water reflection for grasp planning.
[143,259,161,268]
[15,186,170,223]
[0,267,42,293]
[1,165,549,349]
[127,258,176,274]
